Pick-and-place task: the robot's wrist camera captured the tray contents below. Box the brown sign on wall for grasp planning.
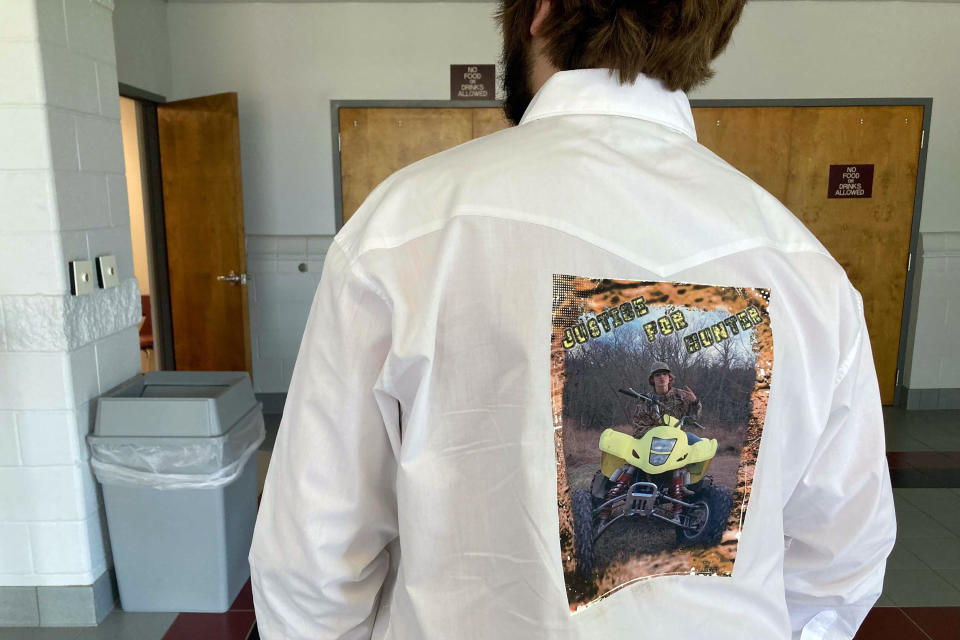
[450,65,495,101]
[828,164,874,198]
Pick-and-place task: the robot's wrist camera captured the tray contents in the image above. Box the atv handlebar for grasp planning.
[620,387,704,428]
[618,387,648,401]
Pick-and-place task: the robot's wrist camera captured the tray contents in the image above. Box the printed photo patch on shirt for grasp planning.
[550,276,773,612]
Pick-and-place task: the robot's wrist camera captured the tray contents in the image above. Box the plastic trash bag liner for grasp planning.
[88,406,265,490]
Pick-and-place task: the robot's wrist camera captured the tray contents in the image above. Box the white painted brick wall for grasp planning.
[73,402,92,464]
[0,231,66,295]
[78,464,99,519]
[22,510,107,586]
[0,1,39,41]
[60,229,88,262]
[0,466,83,521]
[0,524,33,575]
[17,411,77,466]
[46,108,79,172]
[0,0,134,589]
[63,0,115,64]
[94,326,140,394]
[85,226,135,283]
[0,279,141,352]
[68,344,100,410]
[41,43,99,115]
[95,62,120,119]
[0,171,57,232]
[75,113,124,173]
[0,108,52,169]
[247,234,331,392]
[63,279,141,348]
[36,0,66,47]
[275,236,307,257]
[0,412,21,466]
[0,352,71,411]
[908,232,960,390]
[105,173,128,226]
[0,41,45,104]
[3,295,69,352]
[54,171,110,231]
[30,521,90,574]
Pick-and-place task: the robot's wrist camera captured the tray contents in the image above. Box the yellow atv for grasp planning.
[572,388,733,576]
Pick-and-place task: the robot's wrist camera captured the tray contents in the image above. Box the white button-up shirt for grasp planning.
[250,69,895,640]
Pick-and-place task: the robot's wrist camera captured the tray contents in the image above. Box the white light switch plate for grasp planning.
[69,260,95,296]
[96,255,120,289]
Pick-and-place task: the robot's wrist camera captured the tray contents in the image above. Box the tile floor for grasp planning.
[1,408,957,639]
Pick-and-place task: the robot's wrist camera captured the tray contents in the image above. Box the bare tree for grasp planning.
[562,311,756,431]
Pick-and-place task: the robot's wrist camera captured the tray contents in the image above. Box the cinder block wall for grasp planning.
[246,235,332,392]
[903,232,960,409]
[0,0,139,625]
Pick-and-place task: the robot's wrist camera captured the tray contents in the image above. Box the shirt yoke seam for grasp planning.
[333,237,393,308]
[341,205,832,276]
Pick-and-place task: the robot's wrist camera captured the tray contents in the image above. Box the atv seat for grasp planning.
[686,432,702,445]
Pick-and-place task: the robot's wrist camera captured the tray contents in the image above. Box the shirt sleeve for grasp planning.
[249,240,400,639]
[782,287,896,640]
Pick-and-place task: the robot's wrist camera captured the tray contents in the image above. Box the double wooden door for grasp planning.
[337,103,926,404]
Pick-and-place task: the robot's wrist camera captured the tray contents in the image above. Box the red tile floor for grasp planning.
[156,589,960,640]
[160,580,256,640]
[855,607,960,639]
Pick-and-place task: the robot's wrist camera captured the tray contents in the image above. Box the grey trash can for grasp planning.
[88,371,265,613]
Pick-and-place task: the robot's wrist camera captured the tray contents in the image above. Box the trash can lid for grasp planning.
[94,371,258,437]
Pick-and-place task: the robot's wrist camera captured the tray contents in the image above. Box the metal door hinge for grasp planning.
[907,253,912,271]
[338,133,341,152]
[920,129,925,149]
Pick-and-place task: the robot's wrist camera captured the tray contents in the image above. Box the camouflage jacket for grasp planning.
[632,387,702,437]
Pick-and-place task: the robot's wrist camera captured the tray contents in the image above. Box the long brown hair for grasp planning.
[496,0,746,92]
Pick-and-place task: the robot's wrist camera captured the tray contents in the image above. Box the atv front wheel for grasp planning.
[676,485,733,547]
[572,489,596,576]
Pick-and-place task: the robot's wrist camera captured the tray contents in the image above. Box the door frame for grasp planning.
[119,82,176,371]
[331,97,933,407]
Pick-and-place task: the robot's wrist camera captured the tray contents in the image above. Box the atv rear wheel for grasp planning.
[572,489,596,576]
[676,485,733,547]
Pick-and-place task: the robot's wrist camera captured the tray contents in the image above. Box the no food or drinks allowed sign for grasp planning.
[450,64,495,101]
[828,164,874,198]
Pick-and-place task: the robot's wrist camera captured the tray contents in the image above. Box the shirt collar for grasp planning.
[518,68,697,141]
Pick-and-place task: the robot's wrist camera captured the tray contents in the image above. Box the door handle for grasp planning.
[216,270,247,285]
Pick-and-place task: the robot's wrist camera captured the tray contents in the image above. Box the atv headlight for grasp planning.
[650,437,677,453]
[648,437,676,466]
[649,453,670,466]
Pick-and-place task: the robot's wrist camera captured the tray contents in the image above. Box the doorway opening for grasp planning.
[120,96,157,372]
[118,84,176,372]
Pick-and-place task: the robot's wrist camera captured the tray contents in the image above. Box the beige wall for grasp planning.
[120,97,150,297]
[163,1,960,236]
[113,0,172,98]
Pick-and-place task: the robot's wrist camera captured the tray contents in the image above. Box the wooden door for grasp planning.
[157,92,252,375]
[693,106,923,403]
[336,104,923,404]
[339,107,512,224]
